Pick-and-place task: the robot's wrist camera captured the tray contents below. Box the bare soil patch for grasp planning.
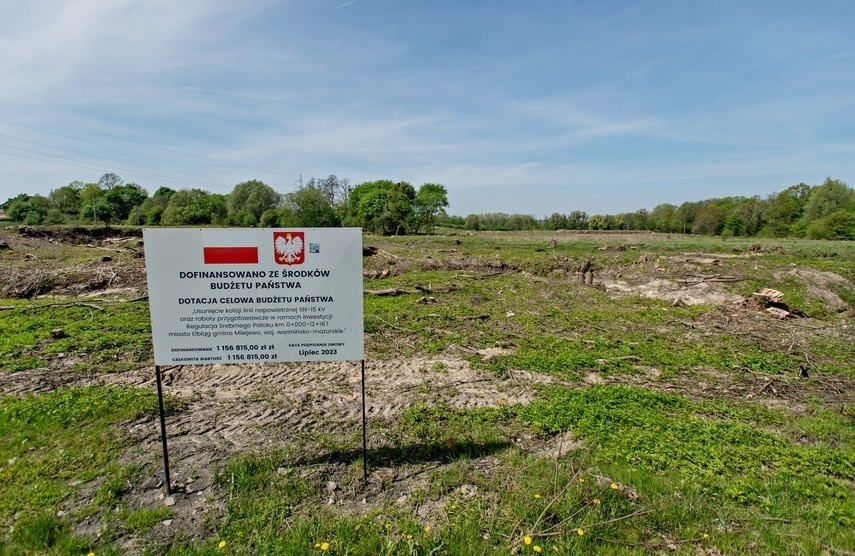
[0,355,563,551]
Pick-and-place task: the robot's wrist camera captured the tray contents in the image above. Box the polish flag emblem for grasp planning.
[273,231,305,265]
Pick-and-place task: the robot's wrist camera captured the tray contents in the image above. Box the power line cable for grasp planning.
[0,146,231,190]
[0,132,237,186]
[0,102,298,179]
[0,117,254,179]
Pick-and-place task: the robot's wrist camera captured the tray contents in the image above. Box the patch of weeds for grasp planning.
[9,512,94,555]
[124,506,173,533]
[94,463,142,507]
[0,299,153,373]
[518,384,855,553]
[430,361,448,373]
[389,402,517,463]
[0,386,159,526]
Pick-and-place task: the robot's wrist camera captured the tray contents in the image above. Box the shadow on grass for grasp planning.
[291,439,513,468]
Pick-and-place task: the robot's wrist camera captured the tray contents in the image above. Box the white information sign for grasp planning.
[143,228,364,365]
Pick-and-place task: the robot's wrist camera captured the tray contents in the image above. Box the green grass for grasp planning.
[0,299,152,372]
[0,386,160,555]
[123,506,173,533]
[161,382,855,555]
[518,385,855,554]
[0,232,852,554]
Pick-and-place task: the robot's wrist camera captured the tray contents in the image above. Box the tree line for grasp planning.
[2,174,449,235]
[3,175,852,239]
[440,178,854,240]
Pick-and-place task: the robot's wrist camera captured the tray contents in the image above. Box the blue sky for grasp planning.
[1,0,853,216]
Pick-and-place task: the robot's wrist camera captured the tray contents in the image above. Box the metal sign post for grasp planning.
[154,365,172,495]
[362,359,368,480]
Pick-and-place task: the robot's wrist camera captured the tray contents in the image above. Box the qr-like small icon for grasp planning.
[309,243,320,254]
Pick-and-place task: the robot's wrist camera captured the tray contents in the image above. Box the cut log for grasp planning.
[753,288,784,303]
[766,307,792,319]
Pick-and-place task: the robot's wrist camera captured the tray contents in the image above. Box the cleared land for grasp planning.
[0,226,853,555]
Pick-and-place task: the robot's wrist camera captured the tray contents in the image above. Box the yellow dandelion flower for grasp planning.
[425,526,431,533]
[577,528,585,536]
[524,536,533,545]
[533,546,543,553]
[87,553,95,556]
[320,542,330,551]
[703,534,709,539]
[534,494,541,499]
[315,543,321,548]
[218,540,227,549]
[610,483,618,490]
[407,535,412,540]
[450,505,457,510]
[385,523,391,529]
[593,499,601,505]
[579,478,584,483]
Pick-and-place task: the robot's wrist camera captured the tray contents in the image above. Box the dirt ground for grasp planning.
[1,226,852,552]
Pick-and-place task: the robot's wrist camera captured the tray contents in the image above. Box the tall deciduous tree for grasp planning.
[348,180,416,235]
[801,178,853,224]
[227,180,281,227]
[284,185,341,227]
[49,184,82,215]
[162,189,227,226]
[98,172,123,190]
[136,187,175,226]
[413,183,448,234]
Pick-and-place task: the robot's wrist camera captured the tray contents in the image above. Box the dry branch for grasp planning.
[363,288,418,296]
[415,284,458,294]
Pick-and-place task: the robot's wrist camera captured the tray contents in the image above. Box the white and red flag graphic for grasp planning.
[198,228,261,264]
[273,231,305,265]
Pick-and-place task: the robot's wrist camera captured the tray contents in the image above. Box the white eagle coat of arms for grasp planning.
[273,232,305,265]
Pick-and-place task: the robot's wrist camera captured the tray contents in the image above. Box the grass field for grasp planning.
[0,228,852,555]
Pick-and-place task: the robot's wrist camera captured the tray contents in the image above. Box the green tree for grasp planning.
[227,180,281,227]
[544,213,568,230]
[7,194,53,224]
[650,204,677,233]
[5,194,31,222]
[284,185,341,227]
[78,183,147,227]
[162,189,227,226]
[588,214,609,230]
[807,210,855,240]
[762,185,806,237]
[348,180,415,235]
[413,183,449,234]
[79,183,103,207]
[693,201,724,236]
[800,178,854,225]
[137,187,175,225]
[568,211,589,230]
[674,202,700,234]
[464,214,481,230]
[49,183,82,215]
[79,195,112,226]
[105,183,148,225]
